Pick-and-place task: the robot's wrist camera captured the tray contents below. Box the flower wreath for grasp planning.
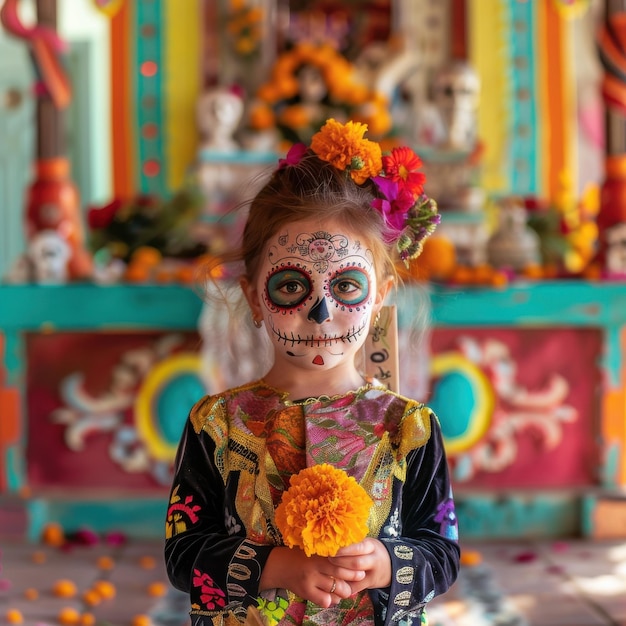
[278,118,440,263]
[248,42,392,142]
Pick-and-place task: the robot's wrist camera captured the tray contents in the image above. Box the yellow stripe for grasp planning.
[163,0,201,192]
[468,0,510,193]
[557,9,577,201]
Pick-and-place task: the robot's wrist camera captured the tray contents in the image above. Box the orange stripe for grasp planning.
[603,328,626,486]
[541,1,567,202]
[110,1,134,198]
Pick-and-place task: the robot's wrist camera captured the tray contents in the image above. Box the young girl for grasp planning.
[165,119,460,626]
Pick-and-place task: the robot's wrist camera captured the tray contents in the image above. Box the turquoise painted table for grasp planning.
[1,281,625,540]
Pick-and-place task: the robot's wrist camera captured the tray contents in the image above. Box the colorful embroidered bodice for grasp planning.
[165,381,460,626]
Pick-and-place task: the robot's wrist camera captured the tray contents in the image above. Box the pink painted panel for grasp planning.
[26,332,203,492]
[428,327,602,489]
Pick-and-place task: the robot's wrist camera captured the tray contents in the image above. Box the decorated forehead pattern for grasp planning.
[269,229,371,274]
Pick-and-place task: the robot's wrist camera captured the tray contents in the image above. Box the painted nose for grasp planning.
[307,295,332,323]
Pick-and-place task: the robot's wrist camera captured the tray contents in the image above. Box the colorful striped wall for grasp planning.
[110,0,202,199]
[468,0,578,201]
[104,0,582,204]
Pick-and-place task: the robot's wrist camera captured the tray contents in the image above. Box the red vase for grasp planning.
[24,157,93,280]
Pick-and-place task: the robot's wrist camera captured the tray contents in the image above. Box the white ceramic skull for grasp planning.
[431,60,480,151]
[197,87,244,152]
[27,230,72,284]
[605,222,626,275]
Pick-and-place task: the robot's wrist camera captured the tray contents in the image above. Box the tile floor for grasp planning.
[429,539,626,626]
[1,536,625,626]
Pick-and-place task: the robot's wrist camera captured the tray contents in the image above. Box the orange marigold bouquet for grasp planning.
[274,463,373,557]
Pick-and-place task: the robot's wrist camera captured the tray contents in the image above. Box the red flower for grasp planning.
[382,147,426,196]
[87,198,123,229]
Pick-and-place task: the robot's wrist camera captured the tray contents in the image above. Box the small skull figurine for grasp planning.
[197,87,244,152]
[27,230,72,284]
[605,222,626,275]
[431,60,480,151]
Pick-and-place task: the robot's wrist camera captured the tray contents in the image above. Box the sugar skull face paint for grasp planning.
[252,219,378,370]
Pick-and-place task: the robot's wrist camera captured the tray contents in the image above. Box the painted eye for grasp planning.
[267,268,311,307]
[330,268,369,306]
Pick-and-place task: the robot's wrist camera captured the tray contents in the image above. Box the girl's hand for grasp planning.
[260,547,366,607]
[328,538,392,595]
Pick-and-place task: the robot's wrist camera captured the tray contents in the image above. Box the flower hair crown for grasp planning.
[278,118,440,263]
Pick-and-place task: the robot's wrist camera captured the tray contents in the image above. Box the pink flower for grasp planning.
[371,176,415,241]
[278,143,307,169]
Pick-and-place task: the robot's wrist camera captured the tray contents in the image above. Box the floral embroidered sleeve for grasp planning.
[372,412,460,626]
[164,399,274,620]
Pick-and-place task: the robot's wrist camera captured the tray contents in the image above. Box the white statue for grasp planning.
[197,87,244,153]
[431,60,481,152]
[27,230,72,284]
[605,223,626,275]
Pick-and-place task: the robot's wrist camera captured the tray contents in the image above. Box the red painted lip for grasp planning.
[312,355,324,365]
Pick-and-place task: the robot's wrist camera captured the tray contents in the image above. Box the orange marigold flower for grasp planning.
[310,119,382,185]
[382,146,426,196]
[249,104,274,129]
[274,463,373,557]
[278,105,310,129]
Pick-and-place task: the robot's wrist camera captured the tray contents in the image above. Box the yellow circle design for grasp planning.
[135,353,203,462]
[430,352,495,455]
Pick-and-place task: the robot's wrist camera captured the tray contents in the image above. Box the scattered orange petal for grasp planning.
[147,581,167,597]
[131,246,162,267]
[582,263,602,280]
[58,607,81,625]
[80,612,96,626]
[97,556,115,570]
[139,556,157,570]
[93,580,116,599]
[5,609,24,624]
[31,551,46,564]
[132,614,151,626]
[521,263,544,279]
[23,588,39,600]
[124,264,151,283]
[53,579,78,598]
[460,549,483,566]
[42,523,65,547]
[489,270,509,288]
[82,589,101,607]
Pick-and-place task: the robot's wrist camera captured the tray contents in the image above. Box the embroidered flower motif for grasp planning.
[166,485,202,538]
[256,596,289,625]
[192,569,226,610]
[434,497,458,541]
[225,506,242,535]
[310,119,382,184]
[274,463,373,557]
[383,507,400,537]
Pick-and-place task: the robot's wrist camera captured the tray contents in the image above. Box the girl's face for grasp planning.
[243,217,388,373]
